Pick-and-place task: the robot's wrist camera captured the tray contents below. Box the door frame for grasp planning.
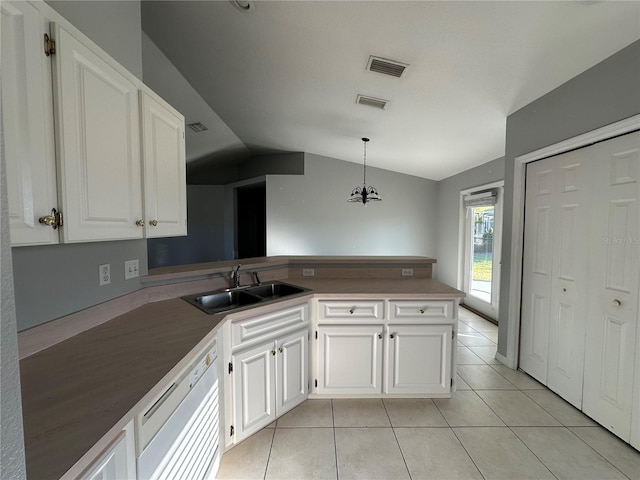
[502,114,640,369]
[458,181,504,319]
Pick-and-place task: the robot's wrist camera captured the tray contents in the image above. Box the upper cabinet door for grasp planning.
[140,91,187,238]
[51,23,143,242]
[2,1,59,246]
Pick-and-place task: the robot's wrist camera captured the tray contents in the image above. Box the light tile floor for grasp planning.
[216,308,640,480]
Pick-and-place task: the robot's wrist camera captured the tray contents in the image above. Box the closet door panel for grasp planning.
[520,163,554,384]
[583,132,639,442]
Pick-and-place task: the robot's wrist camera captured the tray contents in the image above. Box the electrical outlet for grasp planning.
[302,268,315,277]
[401,268,414,277]
[99,264,111,286]
[124,259,139,280]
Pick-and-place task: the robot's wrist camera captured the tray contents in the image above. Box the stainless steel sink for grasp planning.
[183,290,262,314]
[183,282,308,315]
[244,282,306,299]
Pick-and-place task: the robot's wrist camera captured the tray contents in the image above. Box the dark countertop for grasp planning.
[20,277,462,479]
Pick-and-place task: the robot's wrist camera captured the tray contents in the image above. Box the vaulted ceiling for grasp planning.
[142,1,640,180]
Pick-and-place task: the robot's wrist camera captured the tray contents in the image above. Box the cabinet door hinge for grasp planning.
[228,362,233,374]
[451,378,454,387]
[315,331,318,340]
[230,425,234,436]
[452,330,455,340]
[44,33,56,56]
[314,379,317,388]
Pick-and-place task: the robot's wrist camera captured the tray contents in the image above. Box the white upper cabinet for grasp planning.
[51,22,144,242]
[140,91,187,238]
[2,1,59,246]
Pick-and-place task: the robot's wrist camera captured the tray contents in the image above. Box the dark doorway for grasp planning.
[236,182,266,258]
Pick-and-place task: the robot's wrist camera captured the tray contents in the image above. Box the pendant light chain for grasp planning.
[363,139,367,186]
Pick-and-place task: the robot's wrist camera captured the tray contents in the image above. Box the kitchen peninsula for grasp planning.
[19,256,463,479]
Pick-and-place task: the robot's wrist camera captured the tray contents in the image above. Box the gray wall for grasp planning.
[266,153,438,257]
[1,84,27,480]
[148,185,226,268]
[12,241,147,331]
[498,40,640,357]
[46,0,142,79]
[435,157,505,288]
[12,1,147,332]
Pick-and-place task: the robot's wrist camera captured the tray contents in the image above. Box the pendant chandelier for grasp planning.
[347,137,382,204]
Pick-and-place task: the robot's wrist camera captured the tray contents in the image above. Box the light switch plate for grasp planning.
[124,259,139,280]
[401,268,414,277]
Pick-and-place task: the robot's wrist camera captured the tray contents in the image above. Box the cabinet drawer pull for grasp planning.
[419,309,425,314]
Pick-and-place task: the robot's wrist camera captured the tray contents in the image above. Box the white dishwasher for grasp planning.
[137,341,220,480]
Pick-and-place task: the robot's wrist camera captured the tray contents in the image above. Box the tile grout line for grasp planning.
[381,399,412,480]
[331,399,339,480]
[564,427,633,480]
[432,396,486,480]
[261,425,276,480]
[470,377,560,480]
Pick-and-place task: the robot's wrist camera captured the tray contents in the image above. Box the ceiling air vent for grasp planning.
[187,122,208,133]
[356,95,389,110]
[367,56,409,78]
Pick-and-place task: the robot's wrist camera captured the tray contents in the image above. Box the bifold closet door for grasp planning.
[520,149,589,408]
[582,132,639,441]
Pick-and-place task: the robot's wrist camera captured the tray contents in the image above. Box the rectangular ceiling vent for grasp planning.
[187,122,208,133]
[356,94,389,110]
[367,56,409,78]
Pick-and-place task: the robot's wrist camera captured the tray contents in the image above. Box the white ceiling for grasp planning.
[141,1,640,181]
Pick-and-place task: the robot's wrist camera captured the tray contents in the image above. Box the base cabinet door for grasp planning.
[232,342,276,442]
[317,325,383,394]
[79,423,135,480]
[385,324,452,395]
[276,329,308,415]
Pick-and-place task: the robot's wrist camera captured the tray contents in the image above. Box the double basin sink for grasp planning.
[182,282,309,315]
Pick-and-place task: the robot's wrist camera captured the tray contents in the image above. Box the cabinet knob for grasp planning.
[419,309,425,314]
[150,219,158,226]
[278,347,283,353]
[612,299,621,307]
[378,334,382,339]
[271,350,276,356]
[39,208,63,230]
[349,308,355,314]
[390,334,395,339]
[136,219,145,227]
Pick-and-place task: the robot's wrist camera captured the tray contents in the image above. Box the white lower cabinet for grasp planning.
[385,324,452,395]
[314,299,456,397]
[228,303,309,444]
[79,423,136,480]
[231,328,308,443]
[316,325,383,394]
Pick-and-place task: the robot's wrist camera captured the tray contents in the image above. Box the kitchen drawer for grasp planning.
[231,303,308,348]
[317,300,384,322]
[388,300,454,323]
